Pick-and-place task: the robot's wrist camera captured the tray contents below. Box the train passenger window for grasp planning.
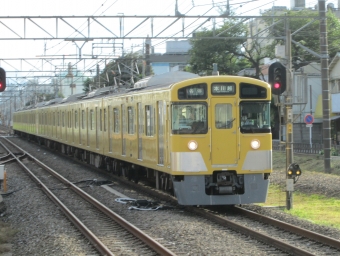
[57,112,60,126]
[75,111,78,128]
[215,104,233,129]
[171,103,208,134]
[62,112,65,127]
[90,110,94,130]
[103,108,107,132]
[240,102,271,133]
[138,103,144,134]
[99,109,102,131]
[113,108,120,133]
[81,110,85,129]
[145,105,154,136]
[128,106,135,134]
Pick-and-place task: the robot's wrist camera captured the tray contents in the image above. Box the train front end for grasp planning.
[169,76,272,205]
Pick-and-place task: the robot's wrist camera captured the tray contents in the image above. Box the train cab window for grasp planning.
[240,102,271,133]
[172,103,207,134]
[215,104,234,129]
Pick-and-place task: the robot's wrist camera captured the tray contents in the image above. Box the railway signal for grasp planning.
[0,67,6,92]
[287,163,302,181]
[268,62,286,95]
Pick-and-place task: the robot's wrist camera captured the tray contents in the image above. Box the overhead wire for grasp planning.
[20,0,121,95]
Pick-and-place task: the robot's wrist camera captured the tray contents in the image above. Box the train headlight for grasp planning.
[188,140,198,151]
[250,139,260,149]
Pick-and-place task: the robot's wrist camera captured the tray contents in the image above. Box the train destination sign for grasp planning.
[211,83,236,95]
[178,83,207,99]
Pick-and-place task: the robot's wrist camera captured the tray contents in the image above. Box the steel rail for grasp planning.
[234,206,340,250]
[0,139,114,256]
[114,176,327,255]
[186,206,315,256]
[2,137,176,256]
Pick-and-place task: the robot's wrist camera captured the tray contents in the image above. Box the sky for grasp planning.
[0,0,293,57]
[0,0,337,85]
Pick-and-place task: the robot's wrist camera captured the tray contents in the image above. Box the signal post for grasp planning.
[268,30,301,210]
[285,29,294,210]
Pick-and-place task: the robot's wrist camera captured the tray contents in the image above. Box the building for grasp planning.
[150,40,191,75]
[58,63,88,98]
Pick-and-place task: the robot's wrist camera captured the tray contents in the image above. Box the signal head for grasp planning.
[287,163,302,179]
[0,67,6,92]
[268,62,286,95]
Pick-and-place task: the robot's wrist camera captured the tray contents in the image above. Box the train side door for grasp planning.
[211,98,238,165]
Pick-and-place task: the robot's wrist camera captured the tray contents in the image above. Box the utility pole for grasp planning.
[285,28,294,210]
[145,37,151,77]
[319,0,331,173]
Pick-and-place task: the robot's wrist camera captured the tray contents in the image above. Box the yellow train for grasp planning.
[13,71,272,205]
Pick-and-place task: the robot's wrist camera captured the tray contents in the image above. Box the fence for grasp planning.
[272,140,326,154]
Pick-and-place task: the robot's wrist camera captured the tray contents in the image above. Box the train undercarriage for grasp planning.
[16,132,270,205]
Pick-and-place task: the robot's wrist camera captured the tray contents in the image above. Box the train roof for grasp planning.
[133,71,199,88]
[15,71,200,111]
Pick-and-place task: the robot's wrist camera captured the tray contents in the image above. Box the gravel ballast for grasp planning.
[1,136,340,255]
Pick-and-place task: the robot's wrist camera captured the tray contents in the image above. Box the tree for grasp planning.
[83,78,93,93]
[188,18,275,78]
[188,20,248,76]
[100,52,148,89]
[263,8,340,69]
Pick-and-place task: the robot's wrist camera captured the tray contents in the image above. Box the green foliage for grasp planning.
[319,148,339,156]
[262,9,340,69]
[188,18,275,78]
[188,21,248,76]
[83,77,93,93]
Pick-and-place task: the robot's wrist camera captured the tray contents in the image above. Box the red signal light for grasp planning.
[274,82,281,89]
[0,67,6,92]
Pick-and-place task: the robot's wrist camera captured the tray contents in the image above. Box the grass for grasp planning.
[272,151,340,175]
[261,184,340,229]
[260,151,340,229]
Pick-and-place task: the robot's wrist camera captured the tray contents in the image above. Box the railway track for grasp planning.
[3,135,340,255]
[105,164,340,255]
[0,137,176,256]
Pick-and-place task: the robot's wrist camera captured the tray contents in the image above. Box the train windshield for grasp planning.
[172,103,208,134]
[240,102,271,133]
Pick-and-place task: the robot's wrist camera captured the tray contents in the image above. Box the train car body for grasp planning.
[13,71,272,205]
